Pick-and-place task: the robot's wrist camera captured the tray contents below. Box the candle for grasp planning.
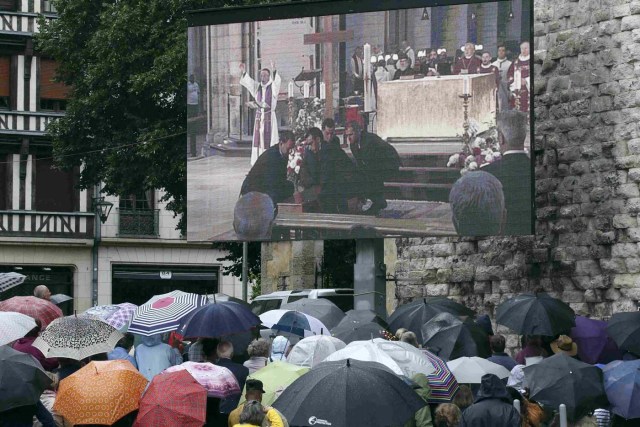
[288,81,294,98]
[515,69,522,90]
[303,82,310,98]
[363,43,372,112]
[463,76,470,95]
[319,82,326,100]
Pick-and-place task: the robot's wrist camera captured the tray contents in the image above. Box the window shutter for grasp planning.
[40,59,70,99]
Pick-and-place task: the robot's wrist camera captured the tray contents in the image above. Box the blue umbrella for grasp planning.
[177,301,260,338]
[272,311,329,337]
[603,360,640,420]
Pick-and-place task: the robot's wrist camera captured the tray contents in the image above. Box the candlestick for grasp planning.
[303,82,310,99]
[288,81,294,98]
[363,43,373,112]
[319,82,326,100]
[463,76,470,95]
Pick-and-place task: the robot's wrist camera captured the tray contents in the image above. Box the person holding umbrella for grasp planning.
[12,320,58,371]
[515,335,548,365]
[135,333,181,381]
[234,400,284,427]
[459,374,521,427]
[216,341,250,424]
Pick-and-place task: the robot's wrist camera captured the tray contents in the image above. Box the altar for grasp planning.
[376,74,497,140]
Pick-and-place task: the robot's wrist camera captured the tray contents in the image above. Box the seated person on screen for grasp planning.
[233,192,276,240]
[392,52,416,80]
[482,110,532,235]
[449,171,506,236]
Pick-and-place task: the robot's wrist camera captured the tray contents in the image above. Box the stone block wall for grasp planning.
[394,0,640,345]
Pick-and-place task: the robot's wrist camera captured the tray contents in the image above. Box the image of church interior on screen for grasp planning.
[186,0,532,242]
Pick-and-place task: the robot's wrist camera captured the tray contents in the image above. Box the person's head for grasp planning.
[395,328,408,340]
[429,49,438,61]
[247,339,271,358]
[189,74,195,83]
[497,44,507,59]
[344,121,362,146]
[279,130,296,157]
[245,379,266,402]
[117,333,135,351]
[259,68,271,84]
[34,285,51,300]
[202,338,219,361]
[321,118,336,142]
[520,41,530,57]
[239,400,266,425]
[453,384,474,411]
[401,40,410,50]
[304,127,323,154]
[496,110,528,153]
[438,48,447,59]
[464,42,475,58]
[490,334,507,354]
[526,335,543,347]
[355,46,363,58]
[233,192,276,241]
[482,52,492,65]
[399,331,419,348]
[397,52,409,70]
[217,340,234,359]
[449,171,506,236]
[434,403,462,427]
[25,319,42,338]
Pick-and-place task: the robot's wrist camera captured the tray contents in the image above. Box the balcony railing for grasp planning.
[118,209,159,237]
[0,110,64,136]
[0,210,94,239]
[0,11,56,36]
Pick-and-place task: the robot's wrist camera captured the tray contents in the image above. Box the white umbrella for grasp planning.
[287,335,346,368]
[261,309,330,337]
[0,312,37,346]
[0,272,26,293]
[260,309,292,328]
[446,356,511,384]
[370,338,435,377]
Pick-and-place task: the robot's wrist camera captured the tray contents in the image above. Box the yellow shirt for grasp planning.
[230,407,284,427]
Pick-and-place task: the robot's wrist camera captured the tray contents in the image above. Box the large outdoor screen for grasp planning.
[187,0,533,241]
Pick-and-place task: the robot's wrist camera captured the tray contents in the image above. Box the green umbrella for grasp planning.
[239,361,309,406]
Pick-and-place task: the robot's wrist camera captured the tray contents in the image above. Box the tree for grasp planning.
[36,0,269,233]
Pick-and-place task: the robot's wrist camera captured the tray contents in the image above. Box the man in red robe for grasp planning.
[507,41,530,112]
[478,52,501,87]
[453,42,482,75]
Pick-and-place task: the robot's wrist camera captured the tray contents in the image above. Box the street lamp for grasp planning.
[91,195,113,306]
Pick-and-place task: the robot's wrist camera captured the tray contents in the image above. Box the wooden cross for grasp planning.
[304,17,354,119]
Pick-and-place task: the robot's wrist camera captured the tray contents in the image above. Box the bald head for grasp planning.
[34,285,51,301]
[233,192,275,240]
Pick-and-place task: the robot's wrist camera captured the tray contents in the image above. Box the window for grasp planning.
[39,59,70,110]
[250,298,282,315]
[0,56,10,110]
[118,190,158,236]
[0,0,16,12]
[119,190,154,211]
[42,0,56,13]
[39,99,66,112]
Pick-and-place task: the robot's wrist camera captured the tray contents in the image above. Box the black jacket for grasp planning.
[240,145,294,204]
[350,131,401,181]
[318,142,356,212]
[216,357,249,414]
[461,374,521,427]
[482,152,532,235]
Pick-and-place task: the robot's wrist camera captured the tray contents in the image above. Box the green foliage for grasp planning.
[214,241,262,280]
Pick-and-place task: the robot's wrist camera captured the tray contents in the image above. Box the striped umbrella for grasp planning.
[33,315,124,360]
[129,291,206,336]
[421,348,459,403]
[0,312,37,346]
[0,272,26,293]
[0,296,63,329]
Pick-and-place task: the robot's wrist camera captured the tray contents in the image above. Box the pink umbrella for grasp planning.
[0,296,62,329]
[164,362,240,398]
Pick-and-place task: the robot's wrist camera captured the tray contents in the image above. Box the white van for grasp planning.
[250,288,354,315]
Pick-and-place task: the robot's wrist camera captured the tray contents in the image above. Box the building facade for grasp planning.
[0,0,241,312]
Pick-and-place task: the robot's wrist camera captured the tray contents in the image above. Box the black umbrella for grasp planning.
[331,321,388,344]
[341,309,389,329]
[273,359,426,427]
[177,301,260,338]
[607,311,640,355]
[0,345,53,412]
[524,353,609,421]
[50,294,73,305]
[388,297,475,338]
[420,312,490,361]
[496,292,575,336]
[207,293,249,307]
[281,298,346,330]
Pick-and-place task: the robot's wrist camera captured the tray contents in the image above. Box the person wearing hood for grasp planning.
[401,373,434,427]
[460,374,521,427]
[270,336,291,361]
[134,333,181,381]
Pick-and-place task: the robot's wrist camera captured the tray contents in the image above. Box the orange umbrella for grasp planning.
[54,360,148,425]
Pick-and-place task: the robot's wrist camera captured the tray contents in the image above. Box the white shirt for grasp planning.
[187,81,199,105]
[405,47,416,68]
[492,58,512,81]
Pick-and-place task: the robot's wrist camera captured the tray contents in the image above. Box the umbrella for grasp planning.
[607,311,640,355]
[269,310,330,337]
[54,360,147,425]
[446,356,511,384]
[33,315,123,360]
[129,290,207,336]
[106,302,137,331]
[240,361,310,406]
[331,321,388,344]
[496,292,576,336]
[83,305,121,320]
[273,359,427,427]
[0,311,37,346]
[165,362,240,398]
[134,370,207,427]
[571,316,623,364]
[0,296,63,329]
[0,272,26,293]
[281,298,346,330]
[342,309,389,329]
[49,294,73,305]
[207,293,250,307]
[388,297,475,339]
[0,345,53,412]
[603,360,640,420]
[524,353,609,421]
[287,335,346,368]
[177,301,260,338]
[420,348,459,403]
[421,312,490,360]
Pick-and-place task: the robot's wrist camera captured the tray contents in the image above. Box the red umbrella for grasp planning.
[0,296,62,329]
[134,370,207,427]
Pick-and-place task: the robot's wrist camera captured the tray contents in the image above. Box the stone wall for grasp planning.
[394,0,640,345]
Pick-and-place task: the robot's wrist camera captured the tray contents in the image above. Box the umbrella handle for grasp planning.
[513,400,520,414]
[559,404,567,427]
